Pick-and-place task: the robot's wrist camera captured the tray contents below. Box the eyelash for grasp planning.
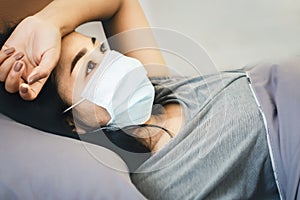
[86,61,97,76]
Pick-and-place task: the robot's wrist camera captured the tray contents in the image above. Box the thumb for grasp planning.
[21,48,59,100]
[19,80,45,101]
[27,48,59,84]
[20,68,50,100]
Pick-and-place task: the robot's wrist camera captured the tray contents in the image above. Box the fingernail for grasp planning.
[13,62,23,72]
[20,86,28,93]
[4,47,15,56]
[13,52,24,61]
[28,75,38,84]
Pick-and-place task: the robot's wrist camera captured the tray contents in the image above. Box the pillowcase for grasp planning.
[0,114,145,200]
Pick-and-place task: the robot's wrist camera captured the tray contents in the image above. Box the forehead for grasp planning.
[59,33,89,67]
[63,32,90,44]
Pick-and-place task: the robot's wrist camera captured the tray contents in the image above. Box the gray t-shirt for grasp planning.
[244,56,300,199]
[131,72,279,199]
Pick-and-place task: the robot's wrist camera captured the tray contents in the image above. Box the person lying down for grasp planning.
[54,32,179,150]
[1,0,299,198]
[47,31,282,199]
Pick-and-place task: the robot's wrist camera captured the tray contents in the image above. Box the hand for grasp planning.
[0,16,61,100]
[0,47,27,93]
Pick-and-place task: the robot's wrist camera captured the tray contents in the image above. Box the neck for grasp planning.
[131,114,166,152]
[135,103,184,153]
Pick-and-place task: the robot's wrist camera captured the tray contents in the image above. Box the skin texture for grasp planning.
[0,0,168,100]
[55,32,185,152]
[0,0,182,152]
[54,32,112,130]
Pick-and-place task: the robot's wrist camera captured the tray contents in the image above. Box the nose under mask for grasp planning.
[65,50,155,129]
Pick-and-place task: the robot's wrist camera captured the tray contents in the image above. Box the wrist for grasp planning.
[33,1,75,36]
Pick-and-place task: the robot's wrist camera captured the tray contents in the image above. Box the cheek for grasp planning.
[94,106,112,126]
[55,73,73,105]
[71,61,91,102]
[73,102,112,129]
[73,102,101,129]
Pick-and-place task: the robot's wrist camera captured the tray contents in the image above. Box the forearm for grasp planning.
[34,0,122,36]
[35,0,168,76]
[103,0,168,76]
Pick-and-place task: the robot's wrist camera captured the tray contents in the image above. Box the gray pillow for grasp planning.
[0,114,145,200]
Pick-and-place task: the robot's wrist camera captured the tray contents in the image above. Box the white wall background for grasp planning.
[77,0,300,73]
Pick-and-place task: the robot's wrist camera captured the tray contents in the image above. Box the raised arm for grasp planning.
[39,0,167,76]
[34,0,122,37]
[0,0,167,100]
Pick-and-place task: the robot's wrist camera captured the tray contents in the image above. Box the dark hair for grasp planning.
[0,25,151,170]
[0,24,15,47]
[1,25,76,136]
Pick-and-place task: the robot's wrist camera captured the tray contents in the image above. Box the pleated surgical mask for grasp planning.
[65,50,155,129]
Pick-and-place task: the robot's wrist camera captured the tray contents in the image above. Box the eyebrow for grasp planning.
[70,37,96,74]
[70,48,87,74]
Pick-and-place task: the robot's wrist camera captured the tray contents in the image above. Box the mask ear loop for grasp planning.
[62,98,85,114]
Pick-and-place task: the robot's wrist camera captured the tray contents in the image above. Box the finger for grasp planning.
[0,47,15,65]
[19,83,32,100]
[4,61,25,93]
[27,48,59,84]
[19,76,48,101]
[0,52,23,82]
[21,48,59,100]
[20,65,49,100]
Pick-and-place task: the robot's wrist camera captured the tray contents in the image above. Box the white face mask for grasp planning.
[64,50,155,129]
